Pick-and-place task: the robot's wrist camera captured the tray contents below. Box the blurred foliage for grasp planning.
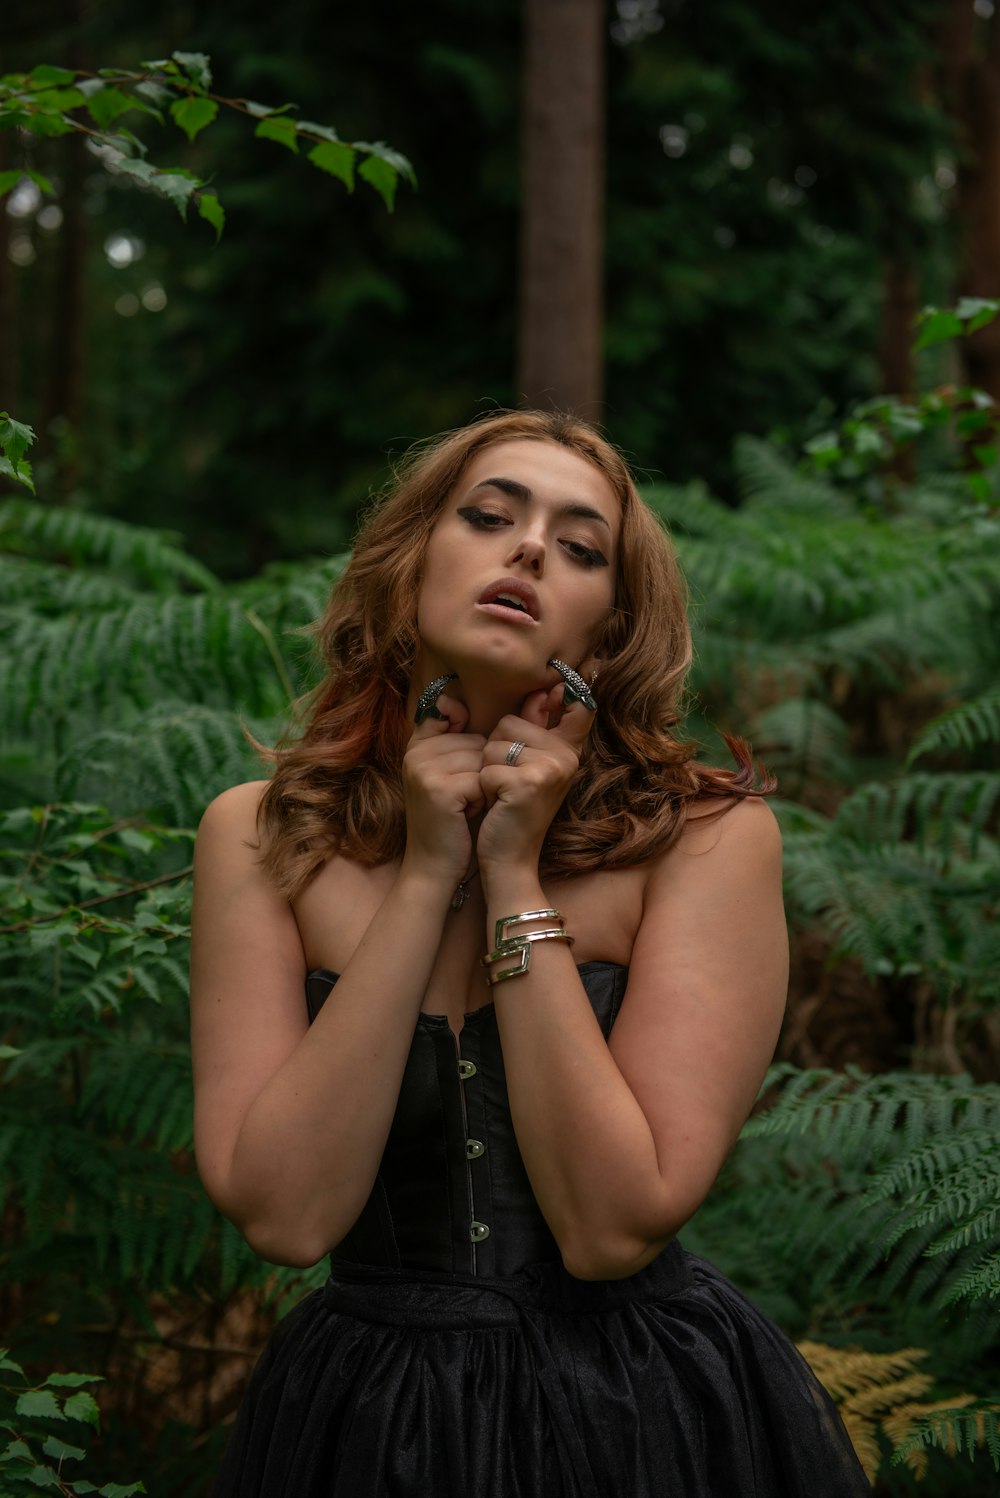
[3,0,959,574]
[1,419,999,1490]
[4,2,1000,1493]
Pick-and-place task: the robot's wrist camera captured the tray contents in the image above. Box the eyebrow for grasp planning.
[469,476,612,532]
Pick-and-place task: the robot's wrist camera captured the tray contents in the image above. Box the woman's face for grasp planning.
[415,438,620,691]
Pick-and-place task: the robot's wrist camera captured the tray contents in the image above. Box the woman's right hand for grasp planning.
[400,688,485,887]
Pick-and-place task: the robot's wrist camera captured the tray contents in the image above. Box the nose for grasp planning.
[504,526,545,575]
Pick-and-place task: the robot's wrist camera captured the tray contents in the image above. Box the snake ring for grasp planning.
[505,741,526,766]
[414,673,458,724]
[547,659,598,712]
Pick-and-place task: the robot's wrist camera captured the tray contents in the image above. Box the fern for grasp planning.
[0,496,219,591]
[907,686,1000,767]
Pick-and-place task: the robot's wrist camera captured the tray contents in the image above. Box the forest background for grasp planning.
[1,0,999,1493]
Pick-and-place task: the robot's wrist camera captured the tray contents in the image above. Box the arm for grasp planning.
[478,698,787,1280]
[190,703,485,1266]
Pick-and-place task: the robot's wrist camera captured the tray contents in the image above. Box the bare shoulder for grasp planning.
[197,779,269,842]
[668,795,781,865]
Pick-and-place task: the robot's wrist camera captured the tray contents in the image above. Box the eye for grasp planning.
[561,539,609,569]
[457,505,509,529]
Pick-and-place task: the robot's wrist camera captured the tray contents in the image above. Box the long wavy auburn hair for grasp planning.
[257,410,771,899]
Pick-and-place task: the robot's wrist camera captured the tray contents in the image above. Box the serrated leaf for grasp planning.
[85,86,135,131]
[41,1435,85,1461]
[97,1486,146,1497]
[43,1373,101,1388]
[0,455,35,492]
[169,95,218,143]
[112,157,157,187]
[307,140,354,190]
[16,1390,64,1420]
[171,51,212,91]
[27,65,77,87]
[197,190,225,241]
[356,138,416,185]
[2,1438,32,1459]
[0,413,35,470]
[26,1466,62,1490]
[62,1392,99,1427]
[358,155,397,210]
[255,115,298,153]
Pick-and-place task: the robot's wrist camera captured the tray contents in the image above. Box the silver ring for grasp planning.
[505,741,526,766]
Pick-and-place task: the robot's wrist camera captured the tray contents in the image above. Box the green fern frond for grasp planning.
[57,702,261,825]
[890,1403,1000,1473]
[0,497,219,592]
[733,435,856,515]
[906,686,1000,767]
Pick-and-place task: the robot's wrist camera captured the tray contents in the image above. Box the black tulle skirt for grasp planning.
[213,1242,870,1497]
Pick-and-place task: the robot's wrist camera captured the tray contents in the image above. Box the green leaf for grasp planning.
[358,155,398,210]
[41,1435,85,1462]
[967,472,992,505]
[18,111,74,138]
[356,139,417,186]
[2,1439,33,1459]
[914,307,964,351]
[956,295,1000,330]
[61,1392,99,1427]
[26,65,77,87]
[15,1390,63,1420]
[0,1043,23,1057]
[973,443,998,469]
[26,1467,62,1490]
[85,86,135,131]
[169,95,218,143]
[97,1485,146,1497]
[0,169,23,195]
[0,454,33,492]
[307,140,355,190]
[171,51,212,90]
[26,168,54,193]
[297,120,342,144]
[44,1375,101,1389]
[255,115,298,154]
[243,99,296,118]
[31,87,88,113]
[197,190,225,241]
[0,413,35,471]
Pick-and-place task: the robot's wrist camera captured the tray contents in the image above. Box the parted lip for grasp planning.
[476,577,541,621]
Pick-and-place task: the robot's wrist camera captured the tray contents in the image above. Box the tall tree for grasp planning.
[518,0,605,414]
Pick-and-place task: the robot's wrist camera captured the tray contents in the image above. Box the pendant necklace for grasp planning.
[451,864,480,911]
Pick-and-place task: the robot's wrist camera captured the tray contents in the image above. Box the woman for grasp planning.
[191,410,870,1496]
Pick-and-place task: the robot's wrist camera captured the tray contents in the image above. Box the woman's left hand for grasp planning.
[476,676,597,879]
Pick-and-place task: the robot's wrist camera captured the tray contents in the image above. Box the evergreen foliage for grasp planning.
[1,424,998,1490]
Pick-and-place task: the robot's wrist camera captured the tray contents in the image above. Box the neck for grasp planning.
[408,658,541,737]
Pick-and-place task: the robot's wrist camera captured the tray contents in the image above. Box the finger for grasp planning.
[548,693,598,753]
[410,688,469,739]
[517,688,551,730]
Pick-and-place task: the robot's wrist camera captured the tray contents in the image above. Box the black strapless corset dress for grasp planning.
[213,964,870,1497]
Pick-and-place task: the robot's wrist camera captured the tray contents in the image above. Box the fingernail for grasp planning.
[414,672,458,724]
[547,658,597,712]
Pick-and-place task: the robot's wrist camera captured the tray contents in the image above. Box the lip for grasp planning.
[475,577,541,622]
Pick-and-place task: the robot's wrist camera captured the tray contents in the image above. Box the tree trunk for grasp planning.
[0,129,18,418]
[518,0,605,416]
[942,0,1000,400]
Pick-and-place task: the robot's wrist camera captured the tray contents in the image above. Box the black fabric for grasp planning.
[215,965,871,1496]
